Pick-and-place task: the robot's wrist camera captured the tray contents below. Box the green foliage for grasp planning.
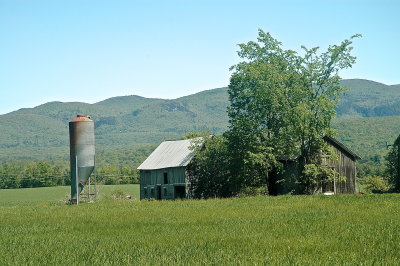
[331,115,400,180]
[180,131,211,140]
[226,29,359,192]
[337,79,400,118]
[0,79,399,182]
[1,189,400,264]
[0,88,229,162]
[4,79,399,165]
[384,135,400,191]
[111,189,130,200]
[359,175,390,193]
[357,161,386,183]
[0,143,155,189]
[300,164,344,194]
[188,134,277,198]
[237,186,267,197]
[243,146,278,188]
[0,159,141,189]
[187,135,232,198]
[0,161,69,189]
[95,165,138,185]
[332,116,400,164]
[294,35,360,163]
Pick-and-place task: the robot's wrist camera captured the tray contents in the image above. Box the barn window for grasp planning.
[164,172,168,184]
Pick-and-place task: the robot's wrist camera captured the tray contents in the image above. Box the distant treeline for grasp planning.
[0,161,139,189]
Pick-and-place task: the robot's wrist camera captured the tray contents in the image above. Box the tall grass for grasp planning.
[1,187,399,265]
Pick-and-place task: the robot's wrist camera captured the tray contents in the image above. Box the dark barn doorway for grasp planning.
[156,185,162,200]
[174,186,185,199]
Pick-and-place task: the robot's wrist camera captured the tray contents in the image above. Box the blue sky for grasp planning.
[0,0,399,114]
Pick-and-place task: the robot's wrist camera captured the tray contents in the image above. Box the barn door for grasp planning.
[156,185,162,200]
[174,186,185,199]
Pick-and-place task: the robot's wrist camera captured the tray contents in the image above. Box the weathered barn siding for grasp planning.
[275,136,360,195]
[140,167,187,200]
[325,138,359,194]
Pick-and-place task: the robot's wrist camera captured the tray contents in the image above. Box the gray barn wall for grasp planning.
[277,145,357,195]
[140,167,187,200]
[330,145,357,194]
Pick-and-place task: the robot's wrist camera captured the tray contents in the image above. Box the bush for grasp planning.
[300,164,344,195]
[111,189,129,200]
[237,186,267,197]
[360,175,390,193]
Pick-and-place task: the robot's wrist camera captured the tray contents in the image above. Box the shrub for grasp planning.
[111,189,129,200]
[237,186,267,197]
[300,164,344,195]
[360,175,390,193]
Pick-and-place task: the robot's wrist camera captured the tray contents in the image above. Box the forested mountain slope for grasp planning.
[0,79,399,162]
[338,79,400,118]
[0,88,229,161]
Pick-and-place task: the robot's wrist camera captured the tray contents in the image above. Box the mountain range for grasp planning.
[1,79,400,163]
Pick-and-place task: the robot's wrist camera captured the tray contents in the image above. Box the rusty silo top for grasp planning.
[70,115,92,122]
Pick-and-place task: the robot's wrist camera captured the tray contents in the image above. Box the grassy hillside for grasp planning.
[1,187,400,264]
[1,79,400,163]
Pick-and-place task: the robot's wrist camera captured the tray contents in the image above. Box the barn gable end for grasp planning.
[137,138,202,200]
[274,136,361,195]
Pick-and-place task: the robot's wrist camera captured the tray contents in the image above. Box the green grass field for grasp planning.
[0,184,139,206]
[1,185,400,265]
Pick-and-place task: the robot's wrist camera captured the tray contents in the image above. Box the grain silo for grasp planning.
[69,115,95,204]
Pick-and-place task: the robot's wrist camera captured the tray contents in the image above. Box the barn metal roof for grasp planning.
[137,138,203,170]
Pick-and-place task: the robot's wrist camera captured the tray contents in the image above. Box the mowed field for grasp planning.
[1,185,400,265]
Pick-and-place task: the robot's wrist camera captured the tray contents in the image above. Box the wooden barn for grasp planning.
[137,138,201,200]
[271,136,361,195]
[322,136,362,193]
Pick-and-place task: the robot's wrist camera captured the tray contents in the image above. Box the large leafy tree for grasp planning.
[226,30,360,190]
[186,135,232,198]
[294,36,360,164]
[385,136,400,192]
[226,31,301,190]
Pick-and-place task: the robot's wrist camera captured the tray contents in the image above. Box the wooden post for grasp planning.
[333,171,336,194]
[94,155,96,201]
[89,176,91,201]
[94,174,97,201]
